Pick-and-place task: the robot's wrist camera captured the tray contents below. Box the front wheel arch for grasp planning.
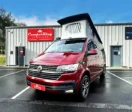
[77,70,91,91]
[81,70,91,82]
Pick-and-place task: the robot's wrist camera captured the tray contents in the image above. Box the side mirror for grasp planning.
[88,49,97,55]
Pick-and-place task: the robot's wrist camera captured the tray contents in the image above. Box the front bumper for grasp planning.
[27,79,76,94]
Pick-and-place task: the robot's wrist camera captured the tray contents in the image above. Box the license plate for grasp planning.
[30,83,46,91]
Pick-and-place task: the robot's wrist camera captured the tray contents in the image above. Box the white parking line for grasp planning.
[107,71,132,85]
[11,87,30,99]
[0,70,24,79]
[109,71,132,72]
[0,69,22,70]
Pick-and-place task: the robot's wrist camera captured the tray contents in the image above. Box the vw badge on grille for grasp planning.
[37,66,42,73]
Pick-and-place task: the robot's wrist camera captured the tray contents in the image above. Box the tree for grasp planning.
[0,9,16,45]
[0,8,26,47]
[16,22,26,26]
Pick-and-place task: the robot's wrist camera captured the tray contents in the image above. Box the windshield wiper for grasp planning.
[46,51,76,53]
[63,51,75,52]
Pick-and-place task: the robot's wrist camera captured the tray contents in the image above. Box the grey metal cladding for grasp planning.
[6,27,62,65]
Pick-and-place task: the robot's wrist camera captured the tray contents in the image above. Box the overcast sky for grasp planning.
[0,0,132,26]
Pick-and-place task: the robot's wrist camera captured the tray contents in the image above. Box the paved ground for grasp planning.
[0,68,132,112]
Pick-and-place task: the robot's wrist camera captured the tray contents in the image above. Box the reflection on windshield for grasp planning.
[45,39,86,53]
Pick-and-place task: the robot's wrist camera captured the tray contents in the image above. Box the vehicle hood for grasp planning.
[30,52,84,65]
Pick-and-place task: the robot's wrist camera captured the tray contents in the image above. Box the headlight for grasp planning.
[56,64,79,72]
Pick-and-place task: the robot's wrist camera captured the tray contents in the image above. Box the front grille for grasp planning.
[30,64,57,71]
[28,70,62,80]
[28,64,61,80]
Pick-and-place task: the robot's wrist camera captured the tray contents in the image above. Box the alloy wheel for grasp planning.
[82,77,89,98]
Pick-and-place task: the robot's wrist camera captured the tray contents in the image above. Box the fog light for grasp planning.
[65,90,74,93]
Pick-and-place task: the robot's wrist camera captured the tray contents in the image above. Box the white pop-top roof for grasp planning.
[61,20,89,39]
[57,13,102,44]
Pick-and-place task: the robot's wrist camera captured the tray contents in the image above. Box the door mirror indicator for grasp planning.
[88,49,97,55]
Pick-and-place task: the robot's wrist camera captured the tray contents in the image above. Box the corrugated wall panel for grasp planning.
[130,38,132,67]
[122,25,126,66]
[106,26,110,67]
[6,25,132,67]
[10,29,14,65]
[129,25,132,67]
[96,24,132,67]
[127,25,132,67]
[5,29,8,65]
[13,29,16,65]
[123,25,130,67]
[6,27,62,65]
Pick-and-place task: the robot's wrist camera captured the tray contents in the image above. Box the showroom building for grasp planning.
[5,23,132,67]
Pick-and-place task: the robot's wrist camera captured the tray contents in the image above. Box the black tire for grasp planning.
[78,75,90,101]
[100,64,106,79]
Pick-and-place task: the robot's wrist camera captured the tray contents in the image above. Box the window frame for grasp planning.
[87,39,96,51]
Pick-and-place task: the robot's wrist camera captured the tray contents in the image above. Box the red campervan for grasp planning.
[26,13,106,100]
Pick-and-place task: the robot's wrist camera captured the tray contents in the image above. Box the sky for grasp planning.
[0,0,132,26]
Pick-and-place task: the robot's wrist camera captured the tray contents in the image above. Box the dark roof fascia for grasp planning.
[5,25,61,29]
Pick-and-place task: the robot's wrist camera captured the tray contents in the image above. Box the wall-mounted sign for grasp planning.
[125,27,132,40]
[27,28,54,41]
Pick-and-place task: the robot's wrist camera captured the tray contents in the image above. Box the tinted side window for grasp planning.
[87,40,95,51]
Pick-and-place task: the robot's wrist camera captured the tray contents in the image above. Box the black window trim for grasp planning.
[87,39,96,51]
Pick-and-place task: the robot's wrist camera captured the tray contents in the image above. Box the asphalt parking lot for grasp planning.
[0,68,132,112]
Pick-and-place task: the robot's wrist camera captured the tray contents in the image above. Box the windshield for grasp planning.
[45,39,86,53]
